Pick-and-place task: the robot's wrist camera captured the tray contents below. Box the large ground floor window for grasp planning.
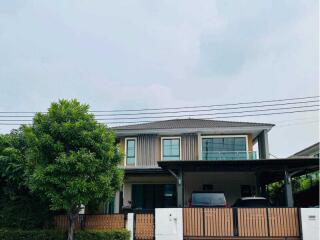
[132,184,176,210]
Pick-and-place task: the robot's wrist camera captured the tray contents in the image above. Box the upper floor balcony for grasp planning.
[202,151,257,160]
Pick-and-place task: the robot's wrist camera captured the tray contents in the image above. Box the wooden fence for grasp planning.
[134,213,154,240]
[54,208,300,240]
[54,214,125,231]
[183,208,300,239]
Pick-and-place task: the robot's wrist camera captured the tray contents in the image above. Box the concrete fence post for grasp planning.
[126,213,134,240]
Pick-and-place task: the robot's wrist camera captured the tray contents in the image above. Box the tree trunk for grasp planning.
[67,211,78,240]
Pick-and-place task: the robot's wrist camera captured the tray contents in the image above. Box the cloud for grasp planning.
[0,0,318,156]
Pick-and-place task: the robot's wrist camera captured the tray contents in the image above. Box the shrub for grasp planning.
[0,229,65,240]
[0,229,130,240]
[76,229,130,240]
[0,194,54,229]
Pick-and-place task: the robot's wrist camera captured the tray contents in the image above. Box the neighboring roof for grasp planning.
[290,142,320,157]
[112,118,274,131]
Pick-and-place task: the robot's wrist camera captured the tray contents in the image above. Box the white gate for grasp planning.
[301,208,319,240]
[155,208,183,240]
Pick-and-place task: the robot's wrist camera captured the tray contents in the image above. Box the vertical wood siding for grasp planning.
[136,135,160,166]
[181,134,198,160]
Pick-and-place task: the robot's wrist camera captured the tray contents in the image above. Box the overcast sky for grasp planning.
[0,0,319,157]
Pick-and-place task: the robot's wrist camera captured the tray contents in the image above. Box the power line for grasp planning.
[0,100,319,118]
[94,104,319,121]
[108,108,320,124]
[0,95,318,114]
[0,108,318,125]
[275,120,320,127]
[0,104,318,122]
[0,99,318,117]
[93,99,320,116]
[91,96,320,112]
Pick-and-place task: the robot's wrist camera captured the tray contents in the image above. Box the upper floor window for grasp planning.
[201,136,248,160]
[125,138,136,166]
[161,137,181,160]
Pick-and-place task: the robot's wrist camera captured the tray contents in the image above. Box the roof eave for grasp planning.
[114,125,274,137]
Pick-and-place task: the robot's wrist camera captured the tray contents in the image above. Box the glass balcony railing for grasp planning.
[202,151,257,160]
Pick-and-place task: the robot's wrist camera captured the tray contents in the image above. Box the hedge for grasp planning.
[0,229,130,240]
[77,230,130,240]
[0,194,54,229]
[0,229,64,240]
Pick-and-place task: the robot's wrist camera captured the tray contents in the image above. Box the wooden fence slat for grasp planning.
[54,215,81,231]
[54,214,124,232]
[268,208,300,237]
[201,208,234,237]
[135,213,154,240]
[237,208,268,237]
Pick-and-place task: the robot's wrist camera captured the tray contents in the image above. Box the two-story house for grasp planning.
[108,119,318,213]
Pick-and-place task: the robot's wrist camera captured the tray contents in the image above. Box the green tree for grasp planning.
[0,129,52,229]
[24,99,123,240]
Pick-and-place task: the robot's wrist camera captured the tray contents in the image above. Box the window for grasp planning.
[161,137,181,160]
[125,138,136,165]
[202,136,247,160]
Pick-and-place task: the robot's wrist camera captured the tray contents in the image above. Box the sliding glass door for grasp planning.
[132,184,176,210]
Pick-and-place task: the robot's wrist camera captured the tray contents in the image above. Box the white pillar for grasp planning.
[126,213,134,240]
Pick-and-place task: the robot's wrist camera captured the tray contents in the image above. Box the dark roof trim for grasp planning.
[124,168,167,175]
[157,158,319,173]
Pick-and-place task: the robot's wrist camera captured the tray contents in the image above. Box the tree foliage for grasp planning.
[24,99,123,240]
[0,129,52,229]
[267,171,319,206]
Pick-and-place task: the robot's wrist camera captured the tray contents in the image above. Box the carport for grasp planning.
[158,157,319,207]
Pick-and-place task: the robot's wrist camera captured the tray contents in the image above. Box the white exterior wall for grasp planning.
[184,172,257,206]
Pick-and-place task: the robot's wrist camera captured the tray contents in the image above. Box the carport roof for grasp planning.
[157,158,319,177]
[157,158,319,184]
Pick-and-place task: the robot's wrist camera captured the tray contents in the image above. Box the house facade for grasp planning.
[106,119,318,213]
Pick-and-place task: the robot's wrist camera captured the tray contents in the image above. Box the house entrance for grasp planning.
[132,184,176,210]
